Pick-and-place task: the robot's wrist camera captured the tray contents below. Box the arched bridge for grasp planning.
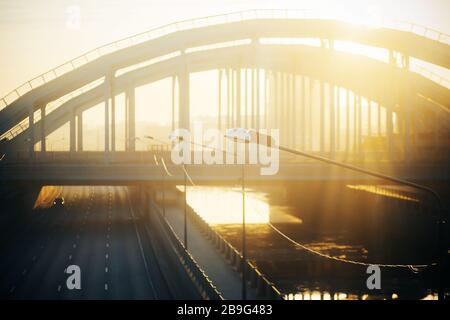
[0,9,449,183]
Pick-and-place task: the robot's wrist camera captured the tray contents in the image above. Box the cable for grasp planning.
[150,135,436,270]
[246,198,434,270]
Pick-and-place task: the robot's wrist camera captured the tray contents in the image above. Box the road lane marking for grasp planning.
[104,283,108,291]
[68,255,72,260]
[106,243,110,248]
[105,254,109,259]
[73,244,77,249]
[57,285,62,292]
[105,267,108,273]
[22,269,27,276]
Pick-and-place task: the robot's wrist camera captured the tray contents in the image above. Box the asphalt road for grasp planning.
[0,186,199,299]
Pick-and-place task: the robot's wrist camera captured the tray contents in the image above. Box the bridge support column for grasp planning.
[104,75,111,163]
[126,87,136,151]
[291,74,295,147]
[218,70,222,131]
[40,106,46,155]
[226,68,231,129]
[300,76,306,150]
[330,83,336,159]
[28,107,34,160]
[236,68,241,127]
[319,81,325,155]
[287,73,292,147]
[353,92,357,158]
[178,61,190,131]
[231,69,236,127]
[256,68,260,132]
[386,107,394,161]
[70,112,76,154]
[336,87,340,153]
[111,78,116,153]
[309,78,314,151]
[346,89,350,158]
[273,71,278,131]
[172,76,176,133]
[251,69,255,129]
[77,112,83,152]
[357,95,362,160]
[264,71,269,130]
[282,72,286,137]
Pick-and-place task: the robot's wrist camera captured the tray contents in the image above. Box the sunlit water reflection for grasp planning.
[176,183,440,300]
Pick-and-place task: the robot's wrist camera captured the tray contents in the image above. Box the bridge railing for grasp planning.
[1,9,448,112]
[149,199,224,300]
[174,192,283,299]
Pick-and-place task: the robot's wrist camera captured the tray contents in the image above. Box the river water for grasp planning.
[182,182,440,300]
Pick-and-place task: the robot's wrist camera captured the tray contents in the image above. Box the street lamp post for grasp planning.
[224,129,252,300]
[227,128,448,300]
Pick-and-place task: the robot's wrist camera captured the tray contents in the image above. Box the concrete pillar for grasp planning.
[368,100,372,137]
[104,76,110,162]
[336,87,340,152]
[218,70,222,131]
[320,81,325,154]
[231,69,235,127]
[40,106,46,154]
[309,78,314,151]
[281,72,286,144]
[70,112,76,153]
[126,87,136,151]
[236,68,241,127]
[77,112,83,151]
[301,76,306,150]
[357,95,362,159]
[251,68,255,128]
[256,68,260,131]
[386,106,394,160]
[286,73,291,146]
[346,89,350,157]
[227,69,231,129]
[172,76,176,132]
[292,74,296,148]
[404,95,411,162]
[264,72,269,130]
[178,62,190,130]
[28,107,35,159]
[111,77,116,152]
[330,83,336,159]
[274,72,278,131]
[377,102,381,136]
[244,69,248,128]
[353,92,357,155]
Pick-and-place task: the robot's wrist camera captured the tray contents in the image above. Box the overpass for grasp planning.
[0,9,449,173]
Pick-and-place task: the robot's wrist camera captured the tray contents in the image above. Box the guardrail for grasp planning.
[149,199,223,300]
[1,9,448,112]
[174,192,283,300]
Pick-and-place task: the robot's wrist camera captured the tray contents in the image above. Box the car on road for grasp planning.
[53,197,65,210]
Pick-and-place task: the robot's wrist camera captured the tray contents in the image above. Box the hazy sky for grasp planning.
[0,0,449,97]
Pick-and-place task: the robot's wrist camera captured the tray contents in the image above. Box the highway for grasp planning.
[0,186,200,299]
